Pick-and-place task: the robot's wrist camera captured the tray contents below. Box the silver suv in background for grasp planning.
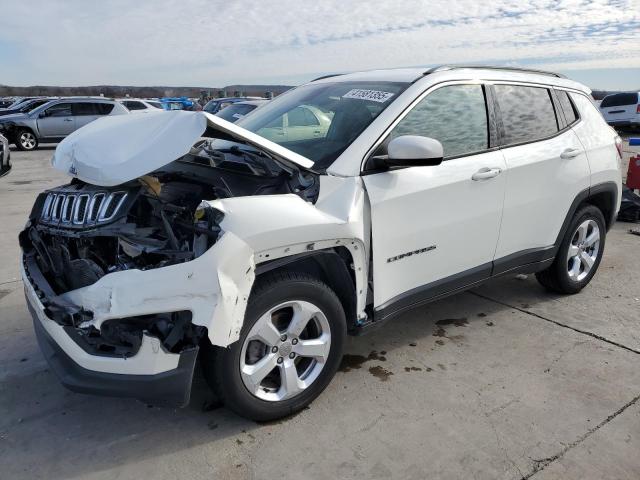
[0,97,128,151]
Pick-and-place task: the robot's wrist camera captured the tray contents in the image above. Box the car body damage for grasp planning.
[20,108,369,406]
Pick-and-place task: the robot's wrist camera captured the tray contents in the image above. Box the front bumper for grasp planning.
[22,229,255,406]
[24,259,198,406]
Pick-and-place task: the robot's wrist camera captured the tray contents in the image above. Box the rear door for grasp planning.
[599,93,638,123]
[73,102,113,130]
[36,103,75,137]
[492,84,590,271]
[364,83,507,312]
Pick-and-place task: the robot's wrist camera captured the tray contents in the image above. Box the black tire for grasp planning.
[15,129,38,151]
[201,271,346,421]
[536,205,606,294]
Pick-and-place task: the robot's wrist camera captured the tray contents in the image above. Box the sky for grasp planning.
[0,0,639,90]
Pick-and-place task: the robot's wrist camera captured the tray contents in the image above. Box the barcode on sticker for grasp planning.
[342,89,395,103]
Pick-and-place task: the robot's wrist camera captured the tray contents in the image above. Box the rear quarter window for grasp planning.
[556,90,578,125]
[494,85,559,145]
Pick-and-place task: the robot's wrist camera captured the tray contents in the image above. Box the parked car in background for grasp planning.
[203,97,263,114]
[214,99,269,123]
[118,98,165,113]
[0,133,10,177]
[159,97,197,111]
[19,66,621,420]
[0,98,56,117]
[0,97,38,109]
[599,92,640,129]
[0,97,128,151]
[254,104,332,142]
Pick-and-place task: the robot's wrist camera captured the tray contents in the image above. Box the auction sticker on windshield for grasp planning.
[342,89,395,103]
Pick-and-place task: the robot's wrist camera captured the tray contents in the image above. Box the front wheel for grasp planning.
[15,129,38,151]
[536,205,606,294]
[201,271,346,421]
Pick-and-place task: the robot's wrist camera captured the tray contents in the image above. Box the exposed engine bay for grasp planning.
[20,139,318,357]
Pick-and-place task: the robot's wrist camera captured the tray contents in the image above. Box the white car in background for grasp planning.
[118,99,165,113]
[599,92,640,129]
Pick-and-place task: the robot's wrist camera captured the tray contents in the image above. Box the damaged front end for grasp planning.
[20,112,320,406]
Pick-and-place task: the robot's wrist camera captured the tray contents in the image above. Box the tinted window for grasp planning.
[390,84,488,158]
[96,103,115,115]
[495,85,558,145]
[73,103,100,115]
[123,101,146,110]
[216,104,256,122]
[288,106,320,127]
[600,93,638,108]
[557,90,578,124]
[147,101,163,109]
[45,103,72,117]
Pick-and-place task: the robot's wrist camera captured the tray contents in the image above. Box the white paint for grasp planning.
[23,264,180,375]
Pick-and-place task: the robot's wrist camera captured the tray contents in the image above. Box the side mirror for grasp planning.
[39,111,47,118]
[386,135,444,168]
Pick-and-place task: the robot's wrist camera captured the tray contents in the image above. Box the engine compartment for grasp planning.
[21,141,319,296]
[19,141,318,357]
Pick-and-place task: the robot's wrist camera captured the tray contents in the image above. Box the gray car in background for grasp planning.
[0,97,128,151]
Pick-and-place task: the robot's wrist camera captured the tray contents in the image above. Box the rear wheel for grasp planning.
[15,129,38,151]
[536,205,606,294]
[201,271,346,421]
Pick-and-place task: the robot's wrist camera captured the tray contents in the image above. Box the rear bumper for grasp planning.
[606,119,640,127]
[31,301,198,406]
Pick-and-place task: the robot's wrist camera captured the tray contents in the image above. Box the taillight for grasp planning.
[614,135,623,159]
[637,104,640,114]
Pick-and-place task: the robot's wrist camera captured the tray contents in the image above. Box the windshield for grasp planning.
[216,103,256,122]
[236,81,408,171]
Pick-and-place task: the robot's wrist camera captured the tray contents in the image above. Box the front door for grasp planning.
[37,103,75,138]
[363,83,506,314]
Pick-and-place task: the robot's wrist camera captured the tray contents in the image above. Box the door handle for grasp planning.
[560,148,581,159]
[63,118,73,122]
[472,167,502,181]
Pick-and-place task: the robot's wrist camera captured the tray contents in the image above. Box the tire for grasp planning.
[536,205,606,294]
[15,129,38,151]
[201,271,347,421]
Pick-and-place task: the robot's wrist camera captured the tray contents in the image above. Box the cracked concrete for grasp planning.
[1,144,639,479]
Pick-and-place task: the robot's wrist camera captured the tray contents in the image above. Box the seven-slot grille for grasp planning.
[41,191,128,226]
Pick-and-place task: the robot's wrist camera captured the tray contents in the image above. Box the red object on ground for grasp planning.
[628,155,640,190]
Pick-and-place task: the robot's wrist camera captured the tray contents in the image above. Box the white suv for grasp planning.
[599,91,640,129]
[20,66,622,420]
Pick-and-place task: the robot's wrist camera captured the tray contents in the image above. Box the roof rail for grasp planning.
[311,73,344,82]
[425,65,565,79]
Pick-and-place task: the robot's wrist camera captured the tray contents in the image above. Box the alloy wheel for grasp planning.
[567,219,600,282]
[240,300,331,402]
[19,132,36,150]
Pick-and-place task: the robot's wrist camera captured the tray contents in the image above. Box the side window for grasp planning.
[494,85,559,145]
[124,101,145,110]
[44,103,72,117]
[73,103,100,116]
[389,84,488,158]
[556,90,578,125]
[95,103,115,115]
[288,106,320,127]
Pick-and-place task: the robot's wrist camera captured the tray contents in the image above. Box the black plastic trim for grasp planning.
[30,303,198,408]
[374,262,492,323]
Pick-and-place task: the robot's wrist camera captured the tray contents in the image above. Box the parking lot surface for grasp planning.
[1,142,639,480]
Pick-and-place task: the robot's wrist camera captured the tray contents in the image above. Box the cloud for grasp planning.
[0,0,638,87]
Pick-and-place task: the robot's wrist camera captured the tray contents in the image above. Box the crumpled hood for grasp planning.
[52,110,314,187]
[0,112,28,122]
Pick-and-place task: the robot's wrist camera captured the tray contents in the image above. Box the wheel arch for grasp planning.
[555,181,618,248]
[254,247,360,333]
